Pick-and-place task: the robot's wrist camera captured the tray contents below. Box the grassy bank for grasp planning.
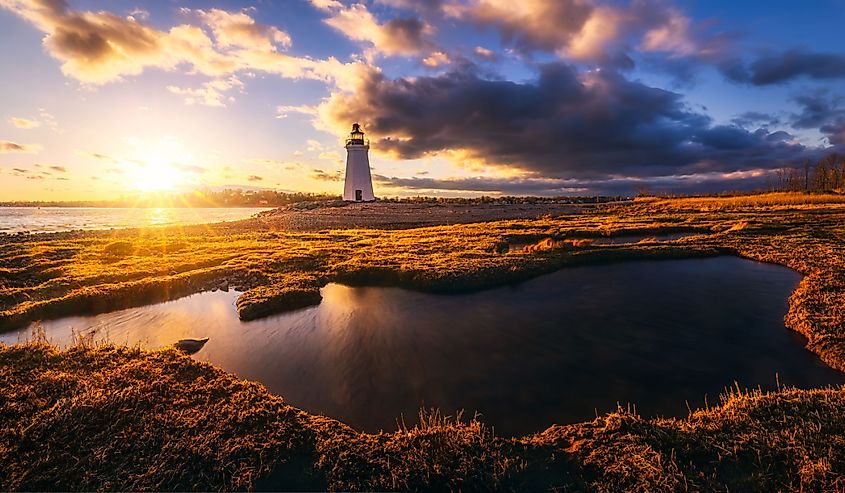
[1,342,844,491]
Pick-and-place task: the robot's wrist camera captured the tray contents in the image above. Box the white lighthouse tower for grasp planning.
[342,122,375,201]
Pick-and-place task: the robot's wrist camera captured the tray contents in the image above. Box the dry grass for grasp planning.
[639,191,845,210]
[1,342,844,491]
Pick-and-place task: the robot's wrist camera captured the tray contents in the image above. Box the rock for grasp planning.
[219,280,229,292]
[174,337,209,355]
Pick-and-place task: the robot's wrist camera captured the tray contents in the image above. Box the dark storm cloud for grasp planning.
[791,91,845,146]
[730,111,781,129]
[382,17,427,50]
[791,91,845,129]
[326,62,811,180]
[743,50,845,86]
[373,175,587,194]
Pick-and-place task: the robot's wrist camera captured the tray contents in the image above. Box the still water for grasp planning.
[0,207,271,234]
[3,256,842,435]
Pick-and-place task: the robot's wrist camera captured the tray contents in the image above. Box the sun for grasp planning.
[126,151,188,193]
[130,162,182,192]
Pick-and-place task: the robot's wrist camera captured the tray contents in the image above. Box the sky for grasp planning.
[1,0,844,200]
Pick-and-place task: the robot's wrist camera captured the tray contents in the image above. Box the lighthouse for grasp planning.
[342,123,375,201]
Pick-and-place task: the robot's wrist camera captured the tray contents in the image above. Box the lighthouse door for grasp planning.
[355,189,362,201]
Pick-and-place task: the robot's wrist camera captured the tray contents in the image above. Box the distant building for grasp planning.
[342,123,375,202]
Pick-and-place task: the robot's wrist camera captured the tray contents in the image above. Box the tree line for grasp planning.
[772,153,845,192]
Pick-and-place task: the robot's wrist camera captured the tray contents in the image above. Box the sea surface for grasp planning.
[4,256,842,435]
[0,207,272,234]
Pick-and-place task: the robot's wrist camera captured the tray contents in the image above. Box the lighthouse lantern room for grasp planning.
[342,123,375,201]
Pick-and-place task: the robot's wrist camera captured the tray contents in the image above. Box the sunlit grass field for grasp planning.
[2,191,845,490]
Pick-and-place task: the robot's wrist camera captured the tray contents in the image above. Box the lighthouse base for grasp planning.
[343,144,375,201]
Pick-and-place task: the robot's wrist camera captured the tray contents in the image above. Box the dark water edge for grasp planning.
[4,256,843,435]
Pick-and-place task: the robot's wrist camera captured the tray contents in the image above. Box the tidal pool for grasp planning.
[3,256,843,435]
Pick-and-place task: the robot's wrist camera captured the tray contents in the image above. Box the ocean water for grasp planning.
[0,207,272,234]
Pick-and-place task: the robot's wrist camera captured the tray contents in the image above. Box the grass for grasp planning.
[2,192,845,490]
[637,190,845,210]
[1,341,844,491]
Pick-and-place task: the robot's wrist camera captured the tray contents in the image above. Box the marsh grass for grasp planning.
[639,191,845,210]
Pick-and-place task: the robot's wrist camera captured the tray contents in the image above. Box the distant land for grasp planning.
[0,189,339,208]
[0,188,640,208]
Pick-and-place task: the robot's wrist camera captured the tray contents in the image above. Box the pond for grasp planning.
[3,256,842,435]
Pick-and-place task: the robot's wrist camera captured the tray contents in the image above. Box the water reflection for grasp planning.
[3,256,843,435]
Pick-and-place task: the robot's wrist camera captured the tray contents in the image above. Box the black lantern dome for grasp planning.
[347,122,365,145]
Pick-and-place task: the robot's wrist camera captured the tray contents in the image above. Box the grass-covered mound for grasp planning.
[2,342,844,492]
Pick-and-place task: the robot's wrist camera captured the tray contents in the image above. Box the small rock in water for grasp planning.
[219,280,229,292]
[175,337,209,355]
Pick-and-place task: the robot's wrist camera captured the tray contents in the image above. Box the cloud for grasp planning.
[311,169,344,181]
[0,0,366,89]
[452,0,593,55]
[0,140,38,153]
[422,50,451,67]
[314,1,433,56]
[791,90,845,146]
[374,175,587,193]
[730,111,782,129]
[8,116,41,128]
[194,8,291,51]
[276,104,319,118]
[735,50,845,86]
[127,7,149,21]
[319,62,815,182]
[447,0,722,66]
[473,46,495,59]
[9,165,70,180]
[638,9,695,56]
[375,168,778,195]
[167,76,244,107]
[247,175,263,181]
[77,150,118,162]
